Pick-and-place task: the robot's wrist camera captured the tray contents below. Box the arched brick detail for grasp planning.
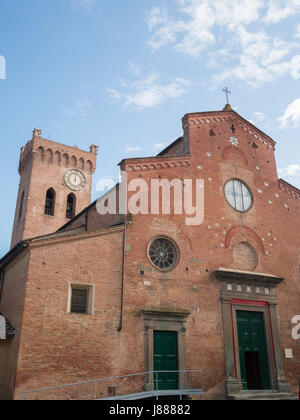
[78,158,84,170]
[86,160,93,173]
[233,242,258,271]
[37,146,45,162]
[222,146,248,166]
[54,151,61,165]
[46,149,53,164]
[225,225,265,255]
[70,156,77,168]
[63,153,69,167]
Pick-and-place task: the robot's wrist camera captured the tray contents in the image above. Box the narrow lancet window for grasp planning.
[45,188,55,216]
[66,193,76,219]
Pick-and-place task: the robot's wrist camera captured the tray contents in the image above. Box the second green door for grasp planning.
[237,311,271,390]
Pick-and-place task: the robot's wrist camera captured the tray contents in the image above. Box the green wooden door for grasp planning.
[237,311,271,390]
[153,331,178,390]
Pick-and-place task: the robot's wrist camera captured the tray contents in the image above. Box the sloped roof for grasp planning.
[156,136,185,157]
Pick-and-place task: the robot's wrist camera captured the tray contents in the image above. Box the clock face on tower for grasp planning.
[64,169,86,191]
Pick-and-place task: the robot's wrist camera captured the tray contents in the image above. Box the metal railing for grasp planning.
[22,370,204,401]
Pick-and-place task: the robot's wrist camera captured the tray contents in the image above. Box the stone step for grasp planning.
[228,391,298,400]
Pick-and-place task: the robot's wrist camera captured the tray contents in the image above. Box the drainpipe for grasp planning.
[118,224,126,332]
[0,272,4,303]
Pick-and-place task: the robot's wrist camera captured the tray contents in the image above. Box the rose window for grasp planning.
[148,238,178,271]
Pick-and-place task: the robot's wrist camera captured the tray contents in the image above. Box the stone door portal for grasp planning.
[213,268,291,396]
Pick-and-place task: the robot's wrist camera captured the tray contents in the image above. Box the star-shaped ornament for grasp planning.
[230,136,239,147]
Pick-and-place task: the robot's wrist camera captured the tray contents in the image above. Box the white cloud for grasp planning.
[126,146,142,153]
[147,0,265,55]
[125,75,189,108]
[76,98,92,118]
[107,88,122,101]
[62,98,92,120]
[263,0,300,24]
[108,72,190,109]
[62,106,77,118]
[214,28,299,86]
[254,112,266,121]
[128,62,141,77]
[146,0,300,86]
[279,164,300,177]
[70,0,101,14]
[290,55,300,79]
[146,7,168,31]
[80,84,93,89]
[278,98,300,128]
[147,20,186,52]
[154,143,168,150]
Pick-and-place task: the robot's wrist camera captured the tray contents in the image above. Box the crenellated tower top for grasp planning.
[18,129,97,176]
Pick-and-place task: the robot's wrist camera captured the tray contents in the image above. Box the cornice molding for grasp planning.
[278,179,300,199]
[120,155,191,172]
[213,268,284,288]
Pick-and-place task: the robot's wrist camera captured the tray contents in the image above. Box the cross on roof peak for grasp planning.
[222,87,231,105]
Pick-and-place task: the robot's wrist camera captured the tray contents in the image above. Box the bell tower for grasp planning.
[11,129,98,248]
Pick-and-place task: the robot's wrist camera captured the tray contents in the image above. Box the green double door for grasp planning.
[237,311,271,390]
[153,331,179,390]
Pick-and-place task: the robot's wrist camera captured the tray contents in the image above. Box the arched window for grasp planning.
[66,193,76,219]
[19,191,25,220]
[44,188,55,216]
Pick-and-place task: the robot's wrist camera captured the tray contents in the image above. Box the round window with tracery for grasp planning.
[148,238,178,271]
[224,179,253,212]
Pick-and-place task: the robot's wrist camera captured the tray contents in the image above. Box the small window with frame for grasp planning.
[69,285,93,315]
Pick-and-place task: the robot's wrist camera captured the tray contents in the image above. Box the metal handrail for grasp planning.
[22,370,204,400]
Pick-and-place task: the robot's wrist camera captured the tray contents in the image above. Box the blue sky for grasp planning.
[0,0,299,256]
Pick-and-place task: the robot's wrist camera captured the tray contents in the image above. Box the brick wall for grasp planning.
[10,227,124,399]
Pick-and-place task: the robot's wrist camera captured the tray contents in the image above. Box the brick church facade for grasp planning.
[0,106,299,400]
